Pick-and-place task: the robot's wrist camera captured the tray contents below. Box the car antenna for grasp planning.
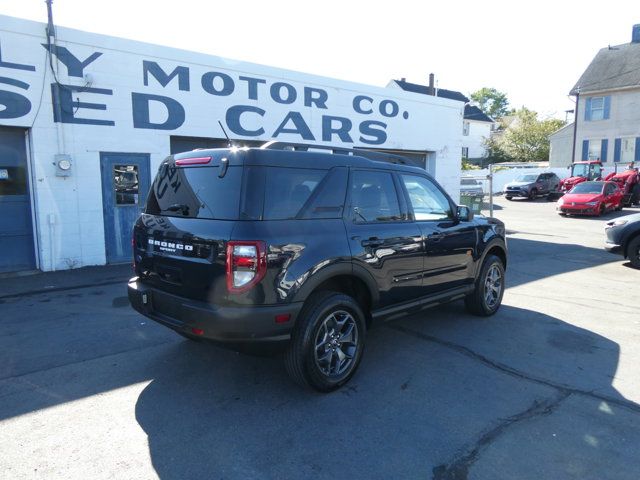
[217,120,232,178]
[218,121,233,148]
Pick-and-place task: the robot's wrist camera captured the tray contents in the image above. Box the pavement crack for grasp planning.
[387,324,640,414]
[432,391,571,480]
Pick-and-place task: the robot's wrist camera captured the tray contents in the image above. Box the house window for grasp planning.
[462,147,469,158]
[585,96,610,121]
[588,139,602,160]
[622,138,636,163]
[462,121,470,136]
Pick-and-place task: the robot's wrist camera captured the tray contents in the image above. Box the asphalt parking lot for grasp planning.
[1,198,639,480]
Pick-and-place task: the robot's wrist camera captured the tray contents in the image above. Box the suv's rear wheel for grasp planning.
[285,292,365,392]
[465,254,505,316]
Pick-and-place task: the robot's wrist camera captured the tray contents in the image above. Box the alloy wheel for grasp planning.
[484,264,503,309]
[314,310,359,377]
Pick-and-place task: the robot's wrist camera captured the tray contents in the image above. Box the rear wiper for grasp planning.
[165,203,190,216]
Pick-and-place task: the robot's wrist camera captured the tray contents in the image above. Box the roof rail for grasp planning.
[259,140,409,165]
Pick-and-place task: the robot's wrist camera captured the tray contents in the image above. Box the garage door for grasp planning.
[0,127,36,273]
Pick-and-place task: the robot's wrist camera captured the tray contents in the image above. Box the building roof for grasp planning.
[464,105,494,123]
[570,42,640,95]
[392,79,493,122]
[549,122,574,139]
[393,79,469,102]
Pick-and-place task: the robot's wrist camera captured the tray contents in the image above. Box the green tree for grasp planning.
[497,108,565,162]
[470,87,510,119]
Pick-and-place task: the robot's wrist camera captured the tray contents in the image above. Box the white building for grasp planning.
[554,24,640,167]
[549,123,575,167]
[0,15,464,273]
[461,105,494,161]
[387,78,494,163]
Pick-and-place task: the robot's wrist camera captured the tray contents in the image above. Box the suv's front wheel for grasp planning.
[285,292,366,392]
[465,254,505,316]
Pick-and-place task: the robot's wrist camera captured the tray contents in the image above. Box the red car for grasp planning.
[556,181,623,216]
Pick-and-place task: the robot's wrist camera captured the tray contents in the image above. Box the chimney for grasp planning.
[633,24,640,43]
[428,73,435,96]
[401,77,406,82]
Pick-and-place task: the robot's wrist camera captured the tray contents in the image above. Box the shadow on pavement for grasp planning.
[0,237,623,421]
[133,304,638,479]
[505,237,620,289]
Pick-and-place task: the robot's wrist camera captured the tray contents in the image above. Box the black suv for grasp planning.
[128,147,507,391]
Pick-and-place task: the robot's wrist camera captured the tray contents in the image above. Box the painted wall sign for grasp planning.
[0,37,427,147]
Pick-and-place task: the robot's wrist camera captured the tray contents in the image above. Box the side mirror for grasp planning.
[457,205,473,222]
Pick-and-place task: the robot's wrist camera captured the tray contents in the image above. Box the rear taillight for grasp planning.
[226,241,267,294]
[175,156,212,166]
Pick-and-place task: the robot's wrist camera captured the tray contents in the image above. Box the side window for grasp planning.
[300,167,348,219]
[350,170,403,223]
[401,174,452,221]
[263,167,325,220]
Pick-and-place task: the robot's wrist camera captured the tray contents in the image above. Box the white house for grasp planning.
[558,24,640,167]
[387,77,494,163]
[0,15,464,273]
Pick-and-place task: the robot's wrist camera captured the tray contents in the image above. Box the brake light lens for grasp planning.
[175,156,212,166]
[226,241,267,294]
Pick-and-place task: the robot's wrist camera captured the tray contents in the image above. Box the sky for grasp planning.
[2,0,639,120]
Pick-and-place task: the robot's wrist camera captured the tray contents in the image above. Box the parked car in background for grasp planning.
[556,181,623,216]
[504,172,560,200]
[605,213,640,269]
[460,178,484,196]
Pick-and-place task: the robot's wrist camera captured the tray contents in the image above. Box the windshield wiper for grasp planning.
[165,203,190,216]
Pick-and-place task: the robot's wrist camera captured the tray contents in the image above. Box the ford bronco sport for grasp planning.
[128,146,507,391]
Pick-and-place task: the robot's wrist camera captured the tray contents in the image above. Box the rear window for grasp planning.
[146,164,242,219]
[460,179,479,186]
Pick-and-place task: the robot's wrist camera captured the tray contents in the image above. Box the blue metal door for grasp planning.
[0,127,36,273]
[100,152,151,264]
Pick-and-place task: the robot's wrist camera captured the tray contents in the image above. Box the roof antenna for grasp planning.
[218,120,232,147]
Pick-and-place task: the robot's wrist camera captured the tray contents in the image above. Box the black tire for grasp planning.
[528,188,537,201]
[505,196,513,201]
[627,236,640,269]
[597,203,605,216]
[465,254,505,316]
[285,291,366,392]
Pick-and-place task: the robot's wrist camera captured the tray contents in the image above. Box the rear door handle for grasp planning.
[428,233,445,242]
[361,237,384,247]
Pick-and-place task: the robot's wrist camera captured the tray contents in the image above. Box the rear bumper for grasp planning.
[128,277,302,345]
